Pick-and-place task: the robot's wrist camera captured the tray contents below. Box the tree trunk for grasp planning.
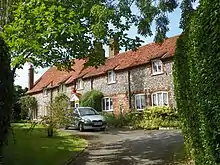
[0,38,13,161]
[47,127,53,137]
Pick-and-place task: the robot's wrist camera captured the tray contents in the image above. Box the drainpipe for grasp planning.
[91,78,93,90]
[50,81,53,104]
[128,71,132,109]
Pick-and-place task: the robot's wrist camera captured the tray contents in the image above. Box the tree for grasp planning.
[39,94,72,137]
[12,85,28,121]
[1,0,181,71]
[0,37,13,160]
[19,95,37,120]
[80,90,104,112]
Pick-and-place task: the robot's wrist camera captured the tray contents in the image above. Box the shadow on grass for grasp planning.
[72,130,185,165]
[3,126,87,165]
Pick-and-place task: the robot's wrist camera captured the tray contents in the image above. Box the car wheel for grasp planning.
[100,127,106,131]
[65,126,69,130]
[79,123,84,132]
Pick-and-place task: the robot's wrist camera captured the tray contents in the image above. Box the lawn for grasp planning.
[3,123,87,165]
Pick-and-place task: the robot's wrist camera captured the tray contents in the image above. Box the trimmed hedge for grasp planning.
[137,106,179,130]
[174,1,220,164]
[102,106,179,129]
[80,90,103,112]
[101,111,143,128]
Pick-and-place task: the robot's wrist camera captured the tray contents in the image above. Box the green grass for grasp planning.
[3,123,87,165]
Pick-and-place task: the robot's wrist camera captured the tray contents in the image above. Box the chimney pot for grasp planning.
[109,37,119,57]
[28,64,34,90]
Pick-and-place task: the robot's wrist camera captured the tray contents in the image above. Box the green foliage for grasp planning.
[3,123,87,165]
[80,90,103,112]
[2,0,144,70]
[19,96,37,120]
[102,107,178,129]
[0,37,13,157]
[0,0,185,70]
[12,85,28,121]
[174,1,220,164]
[40,94,72,137]
[137,106,179,130]
[100,112,136,128]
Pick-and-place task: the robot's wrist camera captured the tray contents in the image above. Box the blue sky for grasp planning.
[14,7,182,88]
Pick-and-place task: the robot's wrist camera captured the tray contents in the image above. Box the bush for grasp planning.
[20,96,37,120]
[136,106,179,130]
[101,107,179,129]
[174,1,220,163]
[101,111,143,128]
[80,90,103,111]
[39,94,72,137]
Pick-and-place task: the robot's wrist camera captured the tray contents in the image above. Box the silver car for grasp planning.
[65,107,107,131]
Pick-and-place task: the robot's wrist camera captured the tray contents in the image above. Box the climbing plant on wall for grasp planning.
[174,0,220,164]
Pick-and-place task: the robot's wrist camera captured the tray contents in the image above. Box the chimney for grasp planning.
[28,65,34,90]
[109,37,119,57]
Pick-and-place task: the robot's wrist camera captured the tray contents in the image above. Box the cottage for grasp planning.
[27,36,178,120]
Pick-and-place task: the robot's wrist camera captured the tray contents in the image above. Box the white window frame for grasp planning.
[33,109,37,120]
[43,88,48,97]
[77,79,84,90]
[135,94,146,111]
[151,91,169,106]
[152,59,163,75]
[107,70,116,84]
[59,84,66,93]
[102,97,113,111]
[44,105,49,116]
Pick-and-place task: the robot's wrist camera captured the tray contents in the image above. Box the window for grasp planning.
[43,106,49,116]
[77,79,84,90]
[152,60,163,75]
[59,84,66,93]
[102,97,113,111]
[107,71,116,84]
[43,88,48,97]
[135,94,146,110]
[152,91,168,106]
[33,109,38,120]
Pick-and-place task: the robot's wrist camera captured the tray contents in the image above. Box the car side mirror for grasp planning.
[73,113,79,117]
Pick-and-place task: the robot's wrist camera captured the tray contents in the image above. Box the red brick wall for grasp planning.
[112,93,129,116]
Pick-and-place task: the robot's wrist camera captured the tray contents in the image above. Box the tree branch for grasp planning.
[11,52,32,77]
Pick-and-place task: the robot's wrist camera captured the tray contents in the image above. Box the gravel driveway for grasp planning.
[68,129,184,165]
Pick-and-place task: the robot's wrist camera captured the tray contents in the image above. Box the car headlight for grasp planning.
[83,119,91,123]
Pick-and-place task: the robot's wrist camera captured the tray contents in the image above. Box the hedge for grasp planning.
[174,1,220,164]
[102,106,179,129]
[80,90,103,112]
[137,106,179,130]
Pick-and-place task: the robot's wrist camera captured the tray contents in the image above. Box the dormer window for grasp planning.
[107,70,116,84]
[152,60,163,75]
[77,79,84,90]
[59,84,66,93]
[43,88,48,97]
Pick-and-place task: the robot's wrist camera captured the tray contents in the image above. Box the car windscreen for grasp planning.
[78,108,98,116]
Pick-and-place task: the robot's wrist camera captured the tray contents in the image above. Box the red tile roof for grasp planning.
[28,36,178,94]
[27,59,86,94]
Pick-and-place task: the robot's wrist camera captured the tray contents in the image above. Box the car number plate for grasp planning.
[94,122,102,126]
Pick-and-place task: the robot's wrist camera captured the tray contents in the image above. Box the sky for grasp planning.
[14,6,182,88]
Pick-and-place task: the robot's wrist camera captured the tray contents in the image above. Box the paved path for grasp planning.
[68,129,184,165]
